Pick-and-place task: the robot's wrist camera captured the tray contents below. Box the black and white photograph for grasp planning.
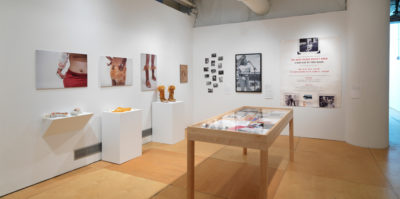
[219,76,223,83]
[235,53,262,92]
[205,74,210,78]
[206,81,211,86]
[218,56,223,61]
[284,94,300,106]
[211,60,215,66]
[204,67,209,72]
[211,53,217,58]
[211,69,216,73]
[208,88,213,93]
[299,38,319,52]
[213,83,218,88]
[319,96,335,108]
[212,75,217,81]
[218,63,222,68]
[218,70,224,75]
[205,58,209,64]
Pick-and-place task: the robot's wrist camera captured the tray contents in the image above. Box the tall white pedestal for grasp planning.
[102,109,142,164]
[152,101,185,144]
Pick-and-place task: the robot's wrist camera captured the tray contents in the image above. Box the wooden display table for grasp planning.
[186,106,294,199]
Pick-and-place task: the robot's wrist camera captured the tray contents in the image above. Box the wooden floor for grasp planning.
[2,129,400,199]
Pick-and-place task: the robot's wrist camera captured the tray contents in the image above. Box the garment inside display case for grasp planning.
[200,108,289,135]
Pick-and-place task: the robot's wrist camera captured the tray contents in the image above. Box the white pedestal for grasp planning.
[152,101,185,144]
[101,109,142,164]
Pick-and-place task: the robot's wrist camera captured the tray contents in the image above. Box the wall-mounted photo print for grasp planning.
[212,75,217,81]
[99,56,132,87]
[319,96,335,108]
[218,70,224,75]
[180,64,188,83]
[211,53,217,58]
[204,67,209,72]
[211,69,216,73]
[299,38,319,53]
[218,56,223,61]
[205,74,210,78]
[36,50,88,89]
[208,88,213,93]
[284,94,300,107]
[205,58,209,64]
[219,76,223,83]
[218,63,222,69]
[213,83,218,88]
[211,60,216,66]
[141,53,158,91]
[206,81,212,86]
[235,53,262,92]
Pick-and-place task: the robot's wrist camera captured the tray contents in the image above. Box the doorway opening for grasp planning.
[389,22,400,146]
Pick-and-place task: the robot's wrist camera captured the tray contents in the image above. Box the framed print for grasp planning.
[180,64,188,83]
[141,53,157,91]
[235,53,262,92]
[99,56,133,87]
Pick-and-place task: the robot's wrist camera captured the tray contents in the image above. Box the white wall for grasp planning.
[193,12,347,140]
[345,0,389,148]
[0,0,194,196]
[390,23,400,112]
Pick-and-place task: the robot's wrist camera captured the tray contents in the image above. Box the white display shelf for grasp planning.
[152,101,185,144]
[102,109,143,164]
[42,112,93,136]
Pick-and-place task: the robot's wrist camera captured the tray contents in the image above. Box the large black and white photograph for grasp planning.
[235,53,262,92]
[319,95,335,108]
[299,38,319,53]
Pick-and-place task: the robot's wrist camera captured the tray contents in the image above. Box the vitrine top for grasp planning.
[194,107,291,135]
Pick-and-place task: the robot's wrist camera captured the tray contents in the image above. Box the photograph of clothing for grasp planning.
[235,53,262,92]
[99,56,132,87]
[36,50,88,89]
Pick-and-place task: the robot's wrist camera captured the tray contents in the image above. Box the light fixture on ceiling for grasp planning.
[238,0,270,15]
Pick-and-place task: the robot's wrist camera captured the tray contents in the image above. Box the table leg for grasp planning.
[243,147,247,155]
[187,140,195,199]
[289,119,294,162]
[259,150,268,199]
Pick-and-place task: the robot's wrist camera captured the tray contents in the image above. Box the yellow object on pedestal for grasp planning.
[157,85,167,102]
[168,85,176,102]
[112,107,132,112]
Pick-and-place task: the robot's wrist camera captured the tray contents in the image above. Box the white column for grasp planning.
[345,0,390,148]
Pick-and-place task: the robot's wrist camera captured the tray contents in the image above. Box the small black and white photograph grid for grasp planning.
[235,53,262,92]
[204,53,224,93]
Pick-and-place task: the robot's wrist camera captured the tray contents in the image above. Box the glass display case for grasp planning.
[186,106,294,199]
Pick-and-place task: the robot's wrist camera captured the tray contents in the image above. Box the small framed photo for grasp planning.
[212,75,217,81]
[206,81,211,86]
[205,74,210,78]
[211,53,217,58]
[299,38,319,53]
[218,56,223,61]
[204,67,209,72]
[218,63,222,68]
[208,88,213,93]
[218,70,224,75]
[319,95,335,108]
[213,83,218,88]
[211,60,215,66]
[205,58,209,64]
[219,76,223,83]
[211,69,216,73]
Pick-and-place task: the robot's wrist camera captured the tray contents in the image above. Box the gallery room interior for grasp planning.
[0,0,399,198]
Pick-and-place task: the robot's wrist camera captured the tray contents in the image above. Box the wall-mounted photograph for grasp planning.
[218,56,223,61]
[204,67,209,72]
[299,38,319,53]
[284,94,300,106]
[235,53,262,92]
[211,53,217,58]
[205,58,209,64]
[36,50,88,89]
[99,56,132,87]
[180,64,188,83]
[319,95,335,108]
[141,53,158,91]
